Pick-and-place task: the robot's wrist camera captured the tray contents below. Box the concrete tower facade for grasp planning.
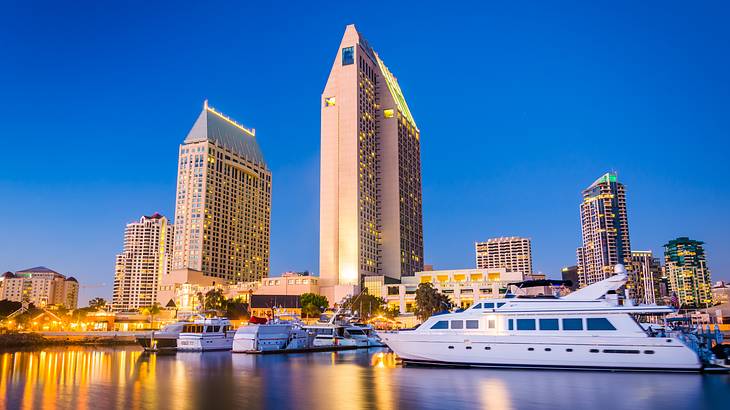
[159,102,271,305]
[112,213,173,311]
[630,250,661,305]
[320,25,423,298]
[576,172,632,287]
[663,237,713,308]
[475,237,533,276]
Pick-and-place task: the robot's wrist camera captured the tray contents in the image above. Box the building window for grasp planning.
[431,320,448,330]
[342,47,354,65]
[539,319,559,331]
[466,320,479,329]
[383,109,394,118]
[586,318,616,331]
[562,318,583,330]
[516,319,536,330]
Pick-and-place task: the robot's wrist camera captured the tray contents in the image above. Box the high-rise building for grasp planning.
[0,267,78,309]
[560,266,579,291]
[475,237,533,276]
[320,24,423,299]
[630,250,661,305]
[663,237,713,308]
[112,213,173,312]
[576,172,632,287]
[159,102,271,305]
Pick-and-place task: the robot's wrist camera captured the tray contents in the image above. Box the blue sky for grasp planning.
[1,1,728,305]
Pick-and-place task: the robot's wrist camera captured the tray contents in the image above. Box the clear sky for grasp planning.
[1,1,728,305]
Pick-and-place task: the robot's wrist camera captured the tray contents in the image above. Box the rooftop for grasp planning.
[16,266,60,275]
[184,101,267,167]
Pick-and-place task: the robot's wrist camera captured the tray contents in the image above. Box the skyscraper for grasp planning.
[576,172,632,287]
[663,237,713,308]
[112,213,173,311]
[475,237,533,276]
[630,250,661,305]
[159,102,271,305]
[320,25,423,297]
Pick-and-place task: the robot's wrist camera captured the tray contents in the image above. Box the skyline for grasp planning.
[1,1,729,305]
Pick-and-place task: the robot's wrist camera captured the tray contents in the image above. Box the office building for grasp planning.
[112,213,174,312]
[560,266,579,291]
[159,101,272,306]
[320,24,424,302]
[1,267,78,309]
[576,172,632,286]
[663,237,713,308]
[630,250,661,305]
[475,237,533,275]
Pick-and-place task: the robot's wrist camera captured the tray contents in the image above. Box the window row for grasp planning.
[507,318,616,331]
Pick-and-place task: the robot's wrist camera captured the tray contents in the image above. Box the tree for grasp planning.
[204,289,227,313]
[225,298,249,320]
[88,297,107,310]
[300,293,328,318]
[341,292,387,320]
[0,300,22,318]
[140,303,162,328]
[414,282,452,321]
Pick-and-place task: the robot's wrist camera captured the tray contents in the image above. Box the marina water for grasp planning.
[1,346,728,409]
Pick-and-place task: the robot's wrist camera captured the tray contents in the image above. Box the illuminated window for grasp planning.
[342,46,354,65]
[383,109,394,118]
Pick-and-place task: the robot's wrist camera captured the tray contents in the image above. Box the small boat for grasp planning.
[135,321,187,352]
[232,314,312,353]
[345,323,386,347]
[177,317,236,351]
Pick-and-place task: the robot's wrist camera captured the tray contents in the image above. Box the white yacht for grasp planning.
[304,310,360,348]
[381,267,703,372]
[177,317,236,351]
[345,324,386,347]
[232,315,312,353]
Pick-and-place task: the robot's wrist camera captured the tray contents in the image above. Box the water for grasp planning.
[1,346,728,410]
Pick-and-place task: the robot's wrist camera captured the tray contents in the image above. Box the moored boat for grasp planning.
[135,321,187,352]
[381,265,706,372]
[177,317,236,352]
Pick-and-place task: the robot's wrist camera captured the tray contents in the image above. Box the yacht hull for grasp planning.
[177,333,235,351]
[382,333,702,372]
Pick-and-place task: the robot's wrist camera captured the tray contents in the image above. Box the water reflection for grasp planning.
[1,347,727,409]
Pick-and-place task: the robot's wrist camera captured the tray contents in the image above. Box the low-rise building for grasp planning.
[368,268,524,315]
[1,267,79,309]
[712,281,730,305]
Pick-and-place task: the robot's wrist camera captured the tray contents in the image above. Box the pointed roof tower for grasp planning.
[185,101,266,167]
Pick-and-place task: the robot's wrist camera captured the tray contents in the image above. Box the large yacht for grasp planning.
[177,317,236,352]
[381,267,703,372]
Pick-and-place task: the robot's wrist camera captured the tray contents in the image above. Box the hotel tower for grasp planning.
[576,172,632,287]
[320,25,423,297]
[112,213,173,311]
[158,102,271,305]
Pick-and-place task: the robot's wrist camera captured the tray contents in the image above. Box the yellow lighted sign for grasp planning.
[325,97,336,107]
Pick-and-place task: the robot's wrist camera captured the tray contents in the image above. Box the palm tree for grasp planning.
[140,303,162,329]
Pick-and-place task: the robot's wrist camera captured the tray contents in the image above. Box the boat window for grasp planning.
[562,318,583,331]
[466,320,479,329]
[348,329,365,335]
[212,326,220,332]
[587,318,616,331]
[451,320,464,329]
[206,326,214,333]
[430,320,449,330]
[488,319,495,329]
[516,319,536,330]
[539,319,559,331]
[508,319,514,330]
[484,303,495,309]
[603,349,639,354]
[471,303,482,309]
[496,303,505,308]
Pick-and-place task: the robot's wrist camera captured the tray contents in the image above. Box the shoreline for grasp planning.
[0,332,139,351]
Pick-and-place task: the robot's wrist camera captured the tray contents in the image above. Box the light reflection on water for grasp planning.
[1,347,728,409]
